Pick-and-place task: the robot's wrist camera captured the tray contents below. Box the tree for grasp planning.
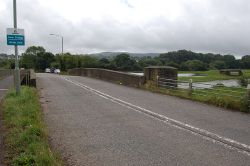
[158,50,241,70]
[35,52,55,71]
[180,60,207,71]
[99,58,111,69]
[80,56,99,68]
[0,59,14,69]
[209,60,226,70]
[240,55,250,69]
[223,55,236,69]
[25,46,45,55]
[166,61,179,69]
[112,53,140,71]
[20,46,55,71]
[138,56,161,68]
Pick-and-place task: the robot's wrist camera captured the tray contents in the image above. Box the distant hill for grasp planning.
[89,52,160,58]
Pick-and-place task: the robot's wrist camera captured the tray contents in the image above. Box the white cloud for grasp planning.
[1,0,250,56]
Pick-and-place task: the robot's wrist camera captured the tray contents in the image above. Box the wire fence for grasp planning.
[157,77,249,104]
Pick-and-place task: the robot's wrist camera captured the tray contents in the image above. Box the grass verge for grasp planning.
[2,86,63,165]
[142,81,249,113]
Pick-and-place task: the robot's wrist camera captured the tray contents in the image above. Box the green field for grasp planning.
[2,87,63,165]
[178,70,250,82]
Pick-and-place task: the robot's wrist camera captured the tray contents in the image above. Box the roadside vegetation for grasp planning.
[2,86,62,165]
[143,81,249,113]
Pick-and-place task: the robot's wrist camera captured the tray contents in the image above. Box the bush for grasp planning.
[239,76,249,87]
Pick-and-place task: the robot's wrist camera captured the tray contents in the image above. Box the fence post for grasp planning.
[156,75,159,87]
[188,79,193,96]
[247,84,250,109]
[25,73,28,85]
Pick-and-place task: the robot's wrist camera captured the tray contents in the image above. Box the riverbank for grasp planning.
[178,70,250,82]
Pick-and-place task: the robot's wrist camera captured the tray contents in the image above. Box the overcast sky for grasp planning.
[1,0,250,57]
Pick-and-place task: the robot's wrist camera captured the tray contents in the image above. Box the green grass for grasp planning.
[2,86,63,166]
[191,86,248,112]
[178,70,250,82]
[143,81,249,112]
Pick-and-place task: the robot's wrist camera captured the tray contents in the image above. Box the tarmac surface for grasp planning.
[37,73,250,166]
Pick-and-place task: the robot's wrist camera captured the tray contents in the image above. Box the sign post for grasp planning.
[6,0,25,95]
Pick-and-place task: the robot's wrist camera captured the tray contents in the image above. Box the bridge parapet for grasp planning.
[68,68,145,87]
[20,69,36,87]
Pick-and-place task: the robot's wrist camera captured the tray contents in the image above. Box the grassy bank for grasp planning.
[178,70,250,82]
[143,81,249,113]
[2,86,62,165]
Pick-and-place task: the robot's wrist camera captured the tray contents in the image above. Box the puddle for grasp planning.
[179,79,240,89]
[129,73,206,77]
[178,73,206,77]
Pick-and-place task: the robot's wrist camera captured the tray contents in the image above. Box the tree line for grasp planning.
[1,46,250,71]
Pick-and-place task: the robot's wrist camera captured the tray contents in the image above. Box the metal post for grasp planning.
[156,75,159,87]
[50,34,64,55]
[189,79,193,96]
[247,84,250,110]
[13,0,20,94]
[62,36,64,55]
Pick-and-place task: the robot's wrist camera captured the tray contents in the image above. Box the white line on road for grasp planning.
[0,89,8,91]
[62,76,250,156]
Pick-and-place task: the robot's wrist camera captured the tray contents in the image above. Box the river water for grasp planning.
[128,72,241,88]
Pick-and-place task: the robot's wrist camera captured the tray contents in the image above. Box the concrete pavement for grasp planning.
[37,73,250,165]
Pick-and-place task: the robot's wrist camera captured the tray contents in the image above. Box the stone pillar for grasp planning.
[144,66,178,87]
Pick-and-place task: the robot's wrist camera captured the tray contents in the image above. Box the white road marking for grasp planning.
[0,89,8,91]
[62,76,250,156]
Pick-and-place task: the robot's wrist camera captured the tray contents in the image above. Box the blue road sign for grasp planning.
[7,34,25,45]
[6,28,25,46]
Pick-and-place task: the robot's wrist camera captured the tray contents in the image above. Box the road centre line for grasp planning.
[0,89,8,91]
[62,76,250,156]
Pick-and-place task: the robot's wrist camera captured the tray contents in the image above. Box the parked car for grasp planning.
[50,67,55,73]
[54,69,61,74]
[45,68,50,73]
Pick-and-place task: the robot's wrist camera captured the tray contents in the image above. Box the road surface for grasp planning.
[37,73,250,166]
[0,76,13,165]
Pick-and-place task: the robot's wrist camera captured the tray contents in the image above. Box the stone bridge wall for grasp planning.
[68,68,145,87]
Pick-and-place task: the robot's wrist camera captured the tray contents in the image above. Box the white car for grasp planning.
[54,69,61,74]
[45,68,50,73]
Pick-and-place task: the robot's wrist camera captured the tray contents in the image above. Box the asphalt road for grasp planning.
[0,76,13,166]
[37,73,250,166]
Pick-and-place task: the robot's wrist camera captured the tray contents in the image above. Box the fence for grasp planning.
[157,77,250,111]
